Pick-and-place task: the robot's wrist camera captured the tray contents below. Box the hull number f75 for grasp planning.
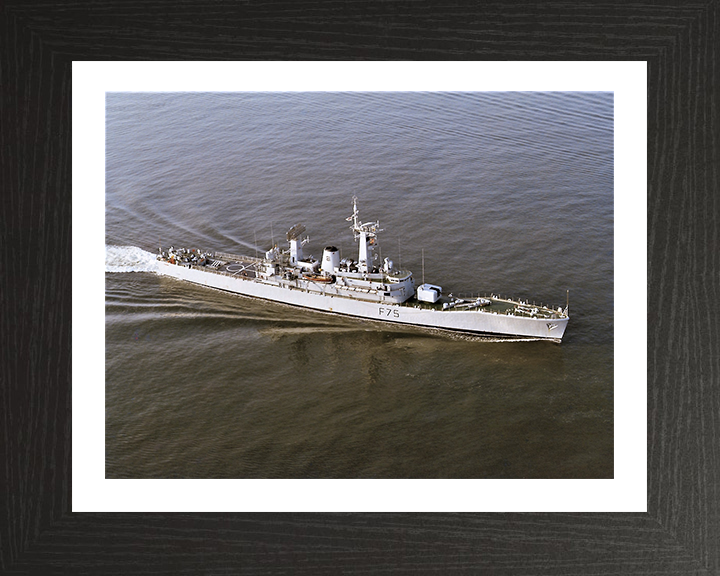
[379,307,400,318]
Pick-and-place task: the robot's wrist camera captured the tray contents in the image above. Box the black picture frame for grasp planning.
[2,2,718,574]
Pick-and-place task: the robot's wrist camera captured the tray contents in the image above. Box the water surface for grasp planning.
[106,92,613,478]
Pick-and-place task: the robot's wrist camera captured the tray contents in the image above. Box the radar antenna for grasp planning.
[346,196,383,241]
[286,223,306,241]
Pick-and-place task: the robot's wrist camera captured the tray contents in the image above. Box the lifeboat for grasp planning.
[303,272,334,283]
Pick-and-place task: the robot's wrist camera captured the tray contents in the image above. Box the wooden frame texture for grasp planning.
[1,2,718,574]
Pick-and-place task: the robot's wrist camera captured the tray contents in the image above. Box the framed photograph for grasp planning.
[78,62,642,514]
[3,3,717,574]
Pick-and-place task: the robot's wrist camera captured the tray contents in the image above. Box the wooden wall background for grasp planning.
[1,1,718,574]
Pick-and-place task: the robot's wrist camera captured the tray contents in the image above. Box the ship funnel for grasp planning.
[321,246,340,274]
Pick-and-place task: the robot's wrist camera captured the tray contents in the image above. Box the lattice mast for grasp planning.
[347,196,383,273]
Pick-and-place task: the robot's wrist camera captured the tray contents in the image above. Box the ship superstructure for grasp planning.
[157,197,569,342]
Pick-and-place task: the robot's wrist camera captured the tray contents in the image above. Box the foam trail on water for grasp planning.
[106,245,159,273]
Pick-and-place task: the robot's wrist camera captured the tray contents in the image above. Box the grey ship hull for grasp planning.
[157,256,569,342]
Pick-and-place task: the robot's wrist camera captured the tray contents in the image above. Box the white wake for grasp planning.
[105,245,159,273]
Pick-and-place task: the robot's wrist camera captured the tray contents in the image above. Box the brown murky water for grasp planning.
[105,92,613,478]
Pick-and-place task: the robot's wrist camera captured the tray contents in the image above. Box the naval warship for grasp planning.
[156,197,569,342]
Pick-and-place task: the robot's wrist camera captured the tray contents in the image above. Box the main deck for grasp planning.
[399,294,565,320]
[160,250,565,322]
[166,251,262,278]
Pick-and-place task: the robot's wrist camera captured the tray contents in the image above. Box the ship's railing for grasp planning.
[214,252,264,264]
[454,292,563,310]
[452,292,493,301]
[446,292,566,318]
[175,261,258,280]
[386,269,411,279]
[187,263,225,276]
